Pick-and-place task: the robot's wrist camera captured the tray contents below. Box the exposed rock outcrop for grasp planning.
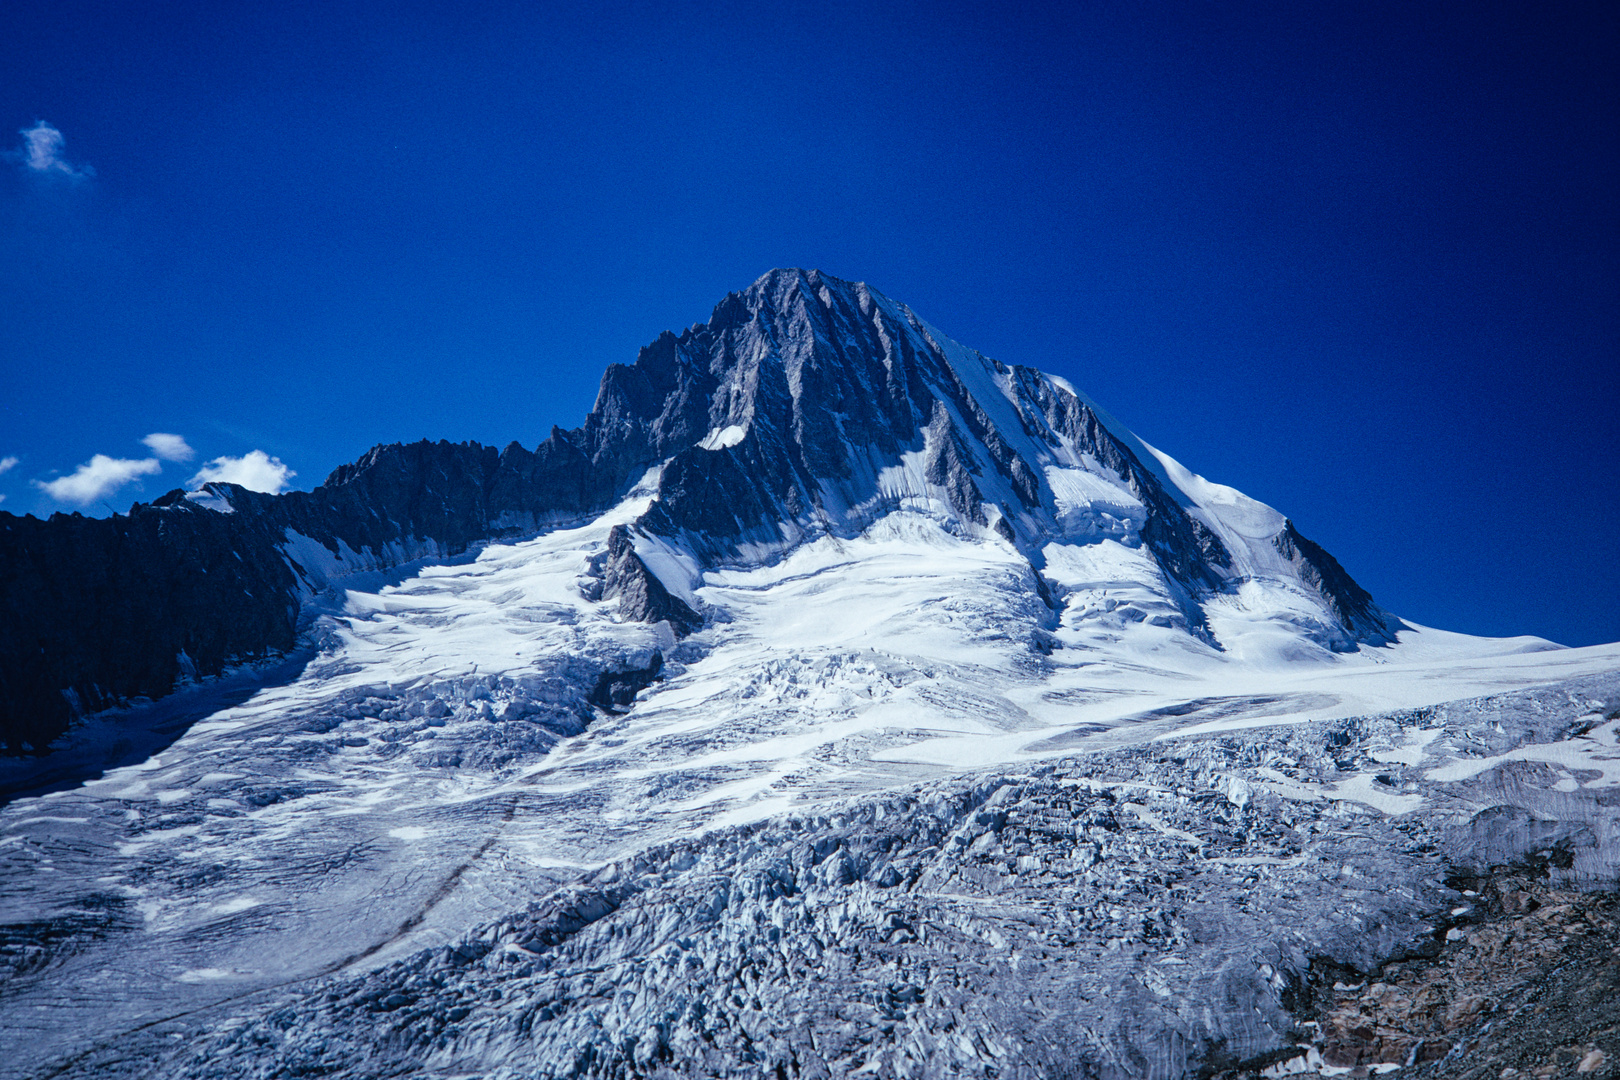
[1275,518,1398,646]
[600,526,702,638]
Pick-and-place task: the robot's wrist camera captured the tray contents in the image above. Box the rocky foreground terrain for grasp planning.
[22,673,1618,1080]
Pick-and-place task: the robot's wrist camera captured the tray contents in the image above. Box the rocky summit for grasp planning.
[1,270,1617,1080]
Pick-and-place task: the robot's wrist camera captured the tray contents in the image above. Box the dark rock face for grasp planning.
[587,652,667,713]
[601,527,702,638]
[1274,519,1400,645]
[0,504,301,752]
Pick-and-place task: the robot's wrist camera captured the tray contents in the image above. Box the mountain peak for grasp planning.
[568,270,1395,655]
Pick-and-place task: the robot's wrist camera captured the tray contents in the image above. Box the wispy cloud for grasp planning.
[0,456,17,476]
[190,451,295,494]
[35,455,161,505]
[142,433,194,462]
[15,122,94,180]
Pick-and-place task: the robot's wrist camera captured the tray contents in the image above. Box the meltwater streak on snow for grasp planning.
[4,502,1619,1076]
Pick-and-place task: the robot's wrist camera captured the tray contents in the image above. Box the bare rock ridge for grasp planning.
[0,268,1395,752]
[596,525,703,638]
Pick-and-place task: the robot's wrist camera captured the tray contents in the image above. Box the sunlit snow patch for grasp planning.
[176,968,242,983]
[698,425,747,450]
[183,488,234,514]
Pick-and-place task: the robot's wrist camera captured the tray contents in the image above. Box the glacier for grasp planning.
[1,269,1617,1079]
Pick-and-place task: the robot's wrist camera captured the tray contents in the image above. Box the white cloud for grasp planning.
[17,122,93,180]
[0,456,17,475]
[35,455,161,505]
[189,450,295,494]
[142,433,194,462]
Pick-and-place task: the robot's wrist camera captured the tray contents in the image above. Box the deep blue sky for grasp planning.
[1,1,1615,646]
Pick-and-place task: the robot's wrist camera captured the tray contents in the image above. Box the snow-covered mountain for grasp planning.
[2,270,1617,1080]
[3,269,1397,753]
[555,267,1397,655]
